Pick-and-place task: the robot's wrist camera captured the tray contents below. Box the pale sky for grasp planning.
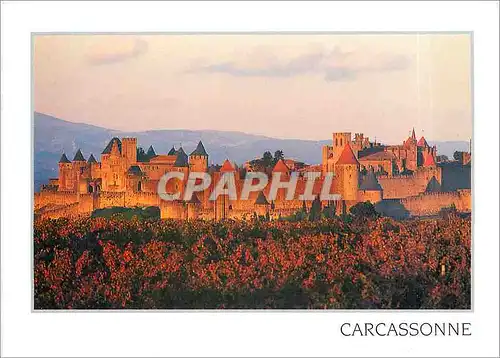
[34,34,472,143]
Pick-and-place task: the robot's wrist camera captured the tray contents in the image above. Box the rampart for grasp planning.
[95,191,161,209]
[401,190,471,216]
[377,176,428,199]
[378,167,441,199]
[36,203,81,219]
[34,191,78,210]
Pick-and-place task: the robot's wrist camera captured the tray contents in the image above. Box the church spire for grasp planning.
[411,127,416,140]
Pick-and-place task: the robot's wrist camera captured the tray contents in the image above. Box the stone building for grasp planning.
[35,128,471,220]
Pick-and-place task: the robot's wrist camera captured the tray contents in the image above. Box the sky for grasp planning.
[34,34,472,143]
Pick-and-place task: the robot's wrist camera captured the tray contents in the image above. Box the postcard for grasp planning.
[33,34,472,311]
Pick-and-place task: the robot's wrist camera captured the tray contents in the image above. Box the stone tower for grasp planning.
[189,141,209,172]
[87,154,100,178]
[254,191,270,217]
[358,168,383,203]
[335,142,359,201]
[332,133,352,162]
[186,192,201,219]
[72,149,87,170]
[57,153,72,191]
[322,132,353,175]
[121,138,137,165]
[73,149,88,193]
[101,137,124,191]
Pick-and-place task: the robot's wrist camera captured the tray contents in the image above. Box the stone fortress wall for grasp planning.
[377,166,442,199]
[34,128,471,220]
[401,190,471,217]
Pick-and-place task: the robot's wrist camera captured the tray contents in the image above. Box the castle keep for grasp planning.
[35,128,471,220]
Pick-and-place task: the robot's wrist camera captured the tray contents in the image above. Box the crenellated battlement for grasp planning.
[36,132,471,220]
[400,189,471,216]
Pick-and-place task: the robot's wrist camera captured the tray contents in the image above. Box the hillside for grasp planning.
[34,112,328,190]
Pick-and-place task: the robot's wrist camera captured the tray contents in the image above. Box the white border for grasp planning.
[1,1,499,357]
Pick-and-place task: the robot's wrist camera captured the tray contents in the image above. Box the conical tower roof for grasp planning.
[359,169,382,191]
[73,149,85,162]
[173,147,189,167]
[146,145,157,158]
[220,159,236,172]
[59,153,71,164]
[168,146,176,155]
[190,141,208,156]
[425,176,441,193]
[336,143,359,165]
[87,154,97,164]
[254,191,270,205]
[102,137,122,154]
[127,165,143,175]
[423,152,436,167]
[417,136,429,147]
[411,128,416,140]
[272,159,290,173]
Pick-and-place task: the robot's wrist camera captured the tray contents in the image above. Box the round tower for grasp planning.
[358,168,383,203]
[254,191,270,217]
[57,153,72,191]
[335,143,359,201]
[87,153,101,179]
[72,149,87,172]
[189,141,209,173]
[186,192,201,219]
[332,132,352,164]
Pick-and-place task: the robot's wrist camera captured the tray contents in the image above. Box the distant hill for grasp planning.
[34,112,329,190]
[34,112,469,191]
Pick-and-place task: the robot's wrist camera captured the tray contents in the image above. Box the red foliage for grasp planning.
[34,215,471,309]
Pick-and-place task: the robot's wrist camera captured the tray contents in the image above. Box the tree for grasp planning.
[273,150,284,164]
[308,197,322,221]
[436,155,449,163]
[249,150,285,171]
[262,151,273,167]
[136,147,148,162]
[453,151,463,161]
[349,201,380,218]
[322,205,336,219]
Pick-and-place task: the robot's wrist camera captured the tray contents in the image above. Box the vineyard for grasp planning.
[34,215,471,309]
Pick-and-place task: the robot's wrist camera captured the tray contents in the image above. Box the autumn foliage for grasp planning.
[34,215,471,309]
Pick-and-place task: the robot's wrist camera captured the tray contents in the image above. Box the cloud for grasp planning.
[87,94,181,109]
[188,46,410,82]
[86,38,148,66]
[323,67,357,82]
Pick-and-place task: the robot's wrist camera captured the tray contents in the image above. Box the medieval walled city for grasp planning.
[34,128,471,221]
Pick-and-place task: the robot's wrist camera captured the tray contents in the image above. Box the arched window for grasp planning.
[340,138,343,146]
[137,181,142,192]
[88,185,93,193]
[335,138,338,146]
